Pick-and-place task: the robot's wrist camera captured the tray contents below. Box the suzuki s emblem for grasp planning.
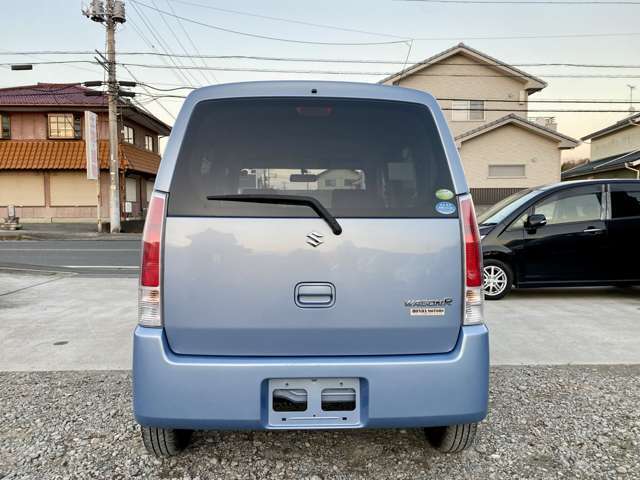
[306,231,324,247]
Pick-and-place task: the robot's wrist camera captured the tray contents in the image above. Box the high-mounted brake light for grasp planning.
[459,194,484,325]
[139,192,165,327]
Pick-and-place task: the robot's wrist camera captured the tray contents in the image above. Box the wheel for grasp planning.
[141,426,193,457]
[425,423,477,453]
[482,259,513,300]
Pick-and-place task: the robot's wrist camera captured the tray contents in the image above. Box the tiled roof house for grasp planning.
[0,83,171,223]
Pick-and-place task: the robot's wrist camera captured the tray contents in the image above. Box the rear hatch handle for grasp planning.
[207,194,343,235]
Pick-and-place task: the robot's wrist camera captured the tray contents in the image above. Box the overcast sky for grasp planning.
[2,0,640,160]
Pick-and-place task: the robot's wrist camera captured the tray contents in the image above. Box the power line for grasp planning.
[398,0,640,4]
[115,62,640,79]
[132,94,640,112]
[164,0,217,84]
[4,59,640,79]
[148,0,202,87]
[121,63,177,120]
[3,51,640,69]
[128,0,198,88]
[8,87,640,106]
[128,0,410,46]
[4,59,640,78]
[165,0,406,39]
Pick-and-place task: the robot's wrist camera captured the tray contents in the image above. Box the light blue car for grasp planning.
[133,81,489,456]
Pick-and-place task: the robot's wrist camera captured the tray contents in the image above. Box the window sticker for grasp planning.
[435,188,454,200]
[435,201,456,215]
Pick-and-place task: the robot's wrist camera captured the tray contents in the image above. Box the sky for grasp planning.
[2,0,640,161]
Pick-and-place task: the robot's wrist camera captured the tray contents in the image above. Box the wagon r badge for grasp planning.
[404,297,452,316]
[306,231,324,247]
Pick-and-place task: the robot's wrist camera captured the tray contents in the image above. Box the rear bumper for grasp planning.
[133,325,489,430]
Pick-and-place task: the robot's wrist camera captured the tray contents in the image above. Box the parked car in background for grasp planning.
[133,81,489,457]
[478,179,640,299]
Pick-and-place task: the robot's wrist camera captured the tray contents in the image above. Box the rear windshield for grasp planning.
[168,97,455,218]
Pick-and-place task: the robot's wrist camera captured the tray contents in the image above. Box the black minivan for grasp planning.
[479,179,640,299]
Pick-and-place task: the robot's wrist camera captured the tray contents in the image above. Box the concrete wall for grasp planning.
[590,125,640,161]
[384,53,529,137]
[458,124,561,188]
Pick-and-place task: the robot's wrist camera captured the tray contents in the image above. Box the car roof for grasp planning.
[537,178,640,192]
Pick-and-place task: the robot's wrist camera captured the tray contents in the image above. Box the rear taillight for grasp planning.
[138,192,166,327]
[459,194,484,325]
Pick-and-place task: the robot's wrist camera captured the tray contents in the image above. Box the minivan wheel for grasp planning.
[482,259,512,300]
[425,423,477,453]
[141,426,193,457]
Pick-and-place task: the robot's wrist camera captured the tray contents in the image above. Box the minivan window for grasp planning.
[477,188,539,225]
[533,189,602,225]
[168,98,455,218]
[611,189,640,218]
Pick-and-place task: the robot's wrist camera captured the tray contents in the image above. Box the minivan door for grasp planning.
[161,97,465,357]
[520,184,608,284]
[607,182,640,282]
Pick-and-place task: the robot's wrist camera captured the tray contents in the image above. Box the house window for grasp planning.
[488,165,526,178]
[123,125,135,144]
[1,113,10,139]
[126,177,138,202]
[144,135,154,151]
[451,100,485,121]
[48,113,80,139]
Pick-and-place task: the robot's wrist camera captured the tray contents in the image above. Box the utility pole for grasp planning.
[84,0,126,233]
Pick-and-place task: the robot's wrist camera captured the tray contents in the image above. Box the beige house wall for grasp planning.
[0,171,112,222]
[49,171,99,206]
[0,171,45,205]
[590,126,640,161]
[383,53,529,137]
[458,124,561,188]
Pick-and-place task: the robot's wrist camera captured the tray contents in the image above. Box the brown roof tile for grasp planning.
[0,140,161,174]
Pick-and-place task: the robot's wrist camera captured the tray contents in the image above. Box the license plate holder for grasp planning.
[267,377,360,428]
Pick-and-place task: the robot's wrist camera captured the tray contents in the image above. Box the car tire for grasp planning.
[141,426,193,457]
[482,259,513,300]
[425,423,478,453]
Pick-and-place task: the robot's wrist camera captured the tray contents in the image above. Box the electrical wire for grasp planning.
[399,0,640,4]
[133,92,639,112]
[4,55,640,70]
[6,87,640,106]
[113,62,640,79]
[164,0,217,84]
[128,1,198,88]
[165,0,407,39]
[128,0,410,46]
[148,0,202,87]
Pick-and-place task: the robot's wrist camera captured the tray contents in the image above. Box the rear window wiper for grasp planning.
[206,194,343,235]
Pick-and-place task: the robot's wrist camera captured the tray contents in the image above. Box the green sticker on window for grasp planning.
[435,189,454,200]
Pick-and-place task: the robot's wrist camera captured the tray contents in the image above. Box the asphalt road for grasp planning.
[0,240,140,275]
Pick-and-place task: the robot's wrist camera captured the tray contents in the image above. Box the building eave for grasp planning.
[455,114,580,149]
[581,112,640,141]
[378,43,547,93]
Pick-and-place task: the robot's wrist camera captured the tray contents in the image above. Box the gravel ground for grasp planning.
[1,366,638,480]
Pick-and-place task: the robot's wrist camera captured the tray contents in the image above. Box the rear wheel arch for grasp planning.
[483,251,516,282]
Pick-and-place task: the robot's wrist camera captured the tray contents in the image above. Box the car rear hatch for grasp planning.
[162,97,463,356]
